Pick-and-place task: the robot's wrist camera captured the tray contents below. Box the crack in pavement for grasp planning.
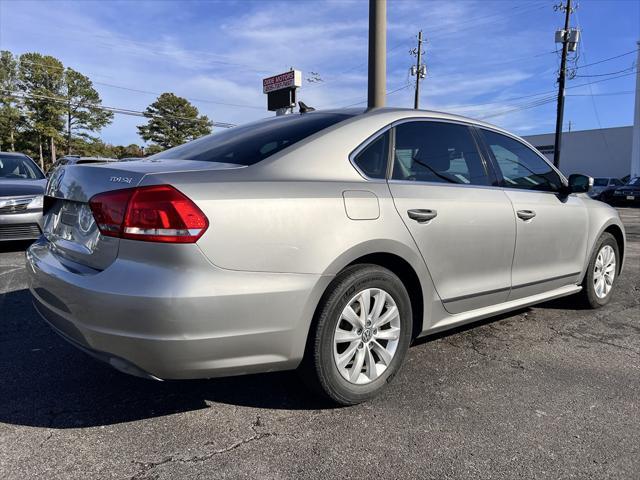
[547,324,639,359]
[129,415,275,480]
[442,330,526,370]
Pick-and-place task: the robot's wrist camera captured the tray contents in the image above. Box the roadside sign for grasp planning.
[267,89,296,111]
[263,70,302,94]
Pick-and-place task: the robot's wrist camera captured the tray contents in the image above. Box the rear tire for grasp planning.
[301,264,412,405]
[579,232,619,308]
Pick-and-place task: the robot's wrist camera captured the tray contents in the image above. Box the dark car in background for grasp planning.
[0,152,46,241]
[610,177,640,206]
[588,177,624,200]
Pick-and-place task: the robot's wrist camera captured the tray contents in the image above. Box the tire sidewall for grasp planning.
[584,233,619,307]
[314,266,412,405]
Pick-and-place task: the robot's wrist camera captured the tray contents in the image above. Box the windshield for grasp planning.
[0,155,44,180]
[593,178,608,186]
[151,112,355,166]
[629,177,640,186]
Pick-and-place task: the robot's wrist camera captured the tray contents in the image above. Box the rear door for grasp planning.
[388,120,516,314]
[478,128,588,300]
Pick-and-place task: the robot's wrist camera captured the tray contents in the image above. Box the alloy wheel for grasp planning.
[593,244,616,299]
[333,288,401,385]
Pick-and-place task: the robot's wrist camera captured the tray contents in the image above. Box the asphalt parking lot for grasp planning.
[0,208,638,480]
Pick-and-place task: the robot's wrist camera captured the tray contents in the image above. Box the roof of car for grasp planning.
[0,151,31,158]
[352,107,506,131]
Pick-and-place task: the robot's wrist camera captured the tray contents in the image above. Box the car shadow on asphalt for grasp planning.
[0,285,594,429]
[0,288,335,430]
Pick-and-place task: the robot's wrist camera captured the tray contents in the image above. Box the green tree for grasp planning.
[137,93,212,149]
[18,53,65,168]
[63,68,113,154]
[0,51,24,152]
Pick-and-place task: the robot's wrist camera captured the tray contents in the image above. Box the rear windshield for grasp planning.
[151,113,354,166]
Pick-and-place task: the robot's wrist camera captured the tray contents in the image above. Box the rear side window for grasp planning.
[151,113,353,166]
[594,178,608,187]
[391,121,489,185]
[352,131,390,179]
[481,129,562,192]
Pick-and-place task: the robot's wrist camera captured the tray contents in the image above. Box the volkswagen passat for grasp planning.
[26,108,626,404]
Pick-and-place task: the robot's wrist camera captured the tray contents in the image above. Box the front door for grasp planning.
[479,128,589,299]
[388,120,516,314]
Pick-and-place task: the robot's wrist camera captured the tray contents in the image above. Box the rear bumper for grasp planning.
[26,238,331,380]
[0,211,43,241]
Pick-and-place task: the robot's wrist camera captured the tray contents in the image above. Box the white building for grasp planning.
[523,125,633,179]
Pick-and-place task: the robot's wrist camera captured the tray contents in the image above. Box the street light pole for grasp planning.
[367,0,386,108]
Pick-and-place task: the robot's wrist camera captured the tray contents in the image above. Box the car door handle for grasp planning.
[517,209,536,221]
[407,209,438,223]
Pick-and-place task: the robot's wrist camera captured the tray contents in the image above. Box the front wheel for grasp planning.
[580,232,619,308]
[302,264,412,405]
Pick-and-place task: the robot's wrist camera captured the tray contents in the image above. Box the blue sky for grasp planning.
[0,0,638,146]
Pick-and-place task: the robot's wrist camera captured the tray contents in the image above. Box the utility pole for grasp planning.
[631,41,640,178]
[67,103,72,155]
[411,31,426,109]
[553,0,573,168]
[367,0,386,108]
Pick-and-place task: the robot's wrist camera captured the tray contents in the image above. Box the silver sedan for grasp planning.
[0,152,46,241]
[26,108,626,404]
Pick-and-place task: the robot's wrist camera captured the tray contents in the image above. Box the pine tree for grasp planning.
[137,93,212,149]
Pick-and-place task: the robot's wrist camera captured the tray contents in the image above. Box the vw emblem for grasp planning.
[362,328,373,343]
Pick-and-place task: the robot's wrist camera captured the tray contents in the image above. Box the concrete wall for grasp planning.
[523,126,632,179]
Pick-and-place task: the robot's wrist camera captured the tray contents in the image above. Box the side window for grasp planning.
[481,129,562,192]
[391,121,489,186]
[352,130,389,179]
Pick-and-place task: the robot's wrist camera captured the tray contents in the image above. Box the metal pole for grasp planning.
[414,31,423,109]
[630,41,640,178]
[367,0,386,108]
[553,0,572,168]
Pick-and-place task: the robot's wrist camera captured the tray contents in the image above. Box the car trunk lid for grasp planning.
[43,159,240,270]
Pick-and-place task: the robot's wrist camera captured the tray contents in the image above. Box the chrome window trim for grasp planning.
[387,178,575,196]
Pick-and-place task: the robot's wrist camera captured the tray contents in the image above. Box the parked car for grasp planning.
[588,177,624,200]
[0,152,46,241]
[47,156,118,176]
[610,177,640,206]
[26,108,626,404]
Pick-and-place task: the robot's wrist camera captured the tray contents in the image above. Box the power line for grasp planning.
[309,3,549,91]
[573,12,614,167]
[2,90,236,128]
[567,90,634,97]
[574,48,639,70]
[574,65,636,78]
[17,58,264,110]
[341,82,412,108]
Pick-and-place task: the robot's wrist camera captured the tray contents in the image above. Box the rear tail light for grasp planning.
[89,185,208,243]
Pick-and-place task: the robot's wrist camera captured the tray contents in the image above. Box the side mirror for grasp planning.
[566,173,593,194]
